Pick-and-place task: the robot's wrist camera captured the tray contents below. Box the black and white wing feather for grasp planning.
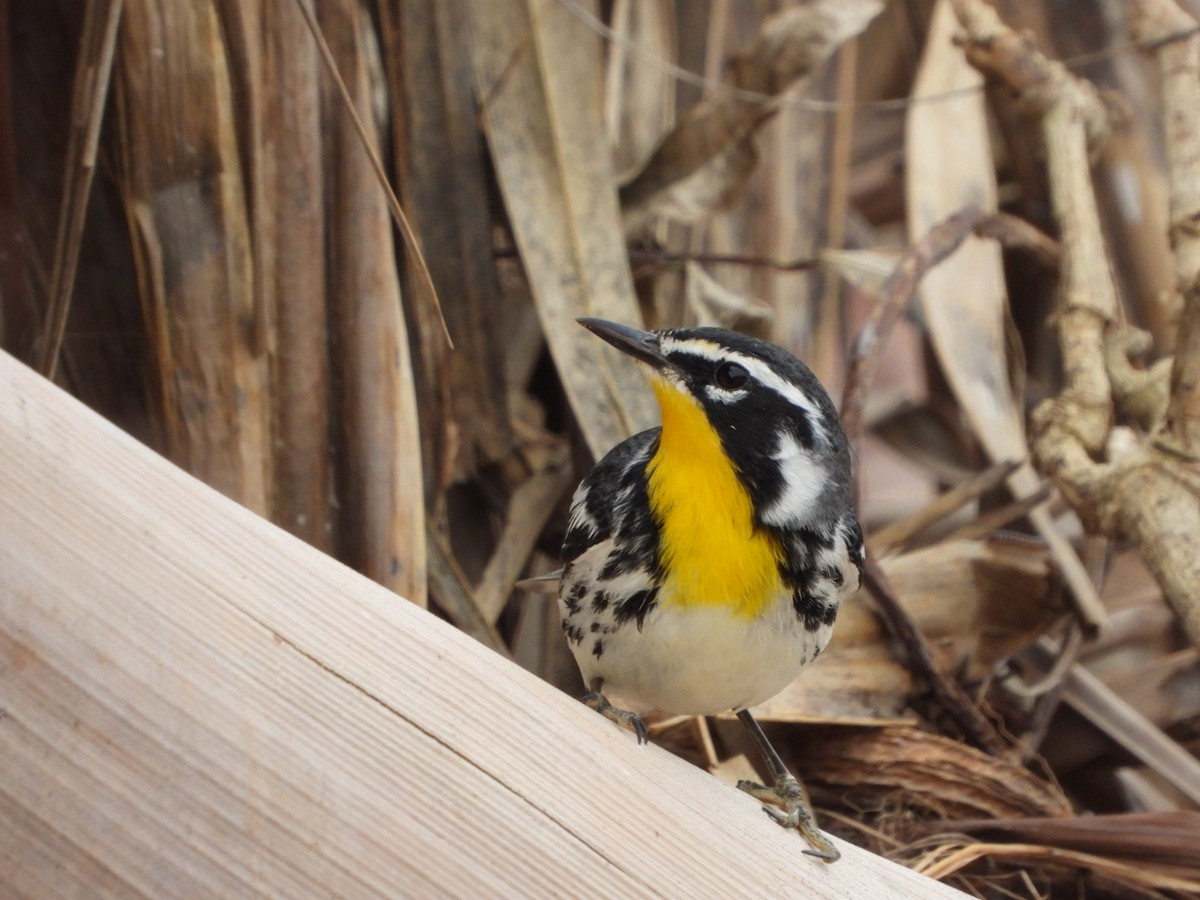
[559,429,663,655]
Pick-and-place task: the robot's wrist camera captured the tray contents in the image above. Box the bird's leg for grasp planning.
[582,678,649,744]
[735,709,840,862]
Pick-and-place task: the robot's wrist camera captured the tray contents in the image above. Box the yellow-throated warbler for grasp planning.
[559,318,864,862]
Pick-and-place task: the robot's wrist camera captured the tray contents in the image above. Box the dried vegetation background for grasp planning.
[3,0,1200,896]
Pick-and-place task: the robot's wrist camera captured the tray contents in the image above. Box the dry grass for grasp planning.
[2,1,1199,896]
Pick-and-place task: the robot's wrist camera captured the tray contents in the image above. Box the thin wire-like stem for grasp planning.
[291,0,453,348]
[38,0,124,380]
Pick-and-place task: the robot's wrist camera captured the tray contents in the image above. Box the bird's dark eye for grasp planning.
[714,361,749,390]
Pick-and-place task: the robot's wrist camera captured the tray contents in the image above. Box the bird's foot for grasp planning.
[737,773,840,862]
[581,691,648,744]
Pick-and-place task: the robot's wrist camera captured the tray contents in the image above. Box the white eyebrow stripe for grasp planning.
[659,335,722,359]
[660,336,829,445]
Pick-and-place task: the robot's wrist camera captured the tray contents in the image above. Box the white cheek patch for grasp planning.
[760,431,828,526]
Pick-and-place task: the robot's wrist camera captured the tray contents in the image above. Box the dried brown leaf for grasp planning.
[941,812,1200,869]
[469,0,657,458]
[683,261,771,327]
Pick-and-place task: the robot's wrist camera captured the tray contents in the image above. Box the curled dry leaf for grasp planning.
[817,247,904,296]
[683,261,771,327]
[619,0,882,234]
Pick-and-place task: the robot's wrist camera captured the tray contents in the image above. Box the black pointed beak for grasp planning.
[577,318,669,371]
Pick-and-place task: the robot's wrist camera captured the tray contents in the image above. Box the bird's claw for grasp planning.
[582,691,648,744]
[737,774,840,862]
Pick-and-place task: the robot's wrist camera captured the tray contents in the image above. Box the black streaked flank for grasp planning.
[563,581,588,615]
[614,587,659,632]
[599,543,650,581]
[792,589,824,633]
[561,522,595,564]
[820,565,844,588]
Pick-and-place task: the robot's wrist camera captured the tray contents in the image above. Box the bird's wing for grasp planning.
[561,429,661,566]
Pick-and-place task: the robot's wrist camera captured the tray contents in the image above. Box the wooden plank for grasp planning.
[0,349,963,897]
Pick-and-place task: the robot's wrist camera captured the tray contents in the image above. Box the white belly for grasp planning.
[574,596,831,716]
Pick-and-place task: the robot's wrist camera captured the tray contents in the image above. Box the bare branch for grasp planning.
[1130,0,1200,456]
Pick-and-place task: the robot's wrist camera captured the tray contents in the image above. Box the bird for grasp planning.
[557,317,864,862]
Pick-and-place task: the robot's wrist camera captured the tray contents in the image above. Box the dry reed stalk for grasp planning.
[258,0,333,551]
[319,0,426,605]
[380,0,511,494]
[37,0,122,382]
[468,0,657,459]
[115,0,269,514]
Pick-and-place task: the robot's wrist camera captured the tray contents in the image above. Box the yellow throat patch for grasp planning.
[646,375,784,618]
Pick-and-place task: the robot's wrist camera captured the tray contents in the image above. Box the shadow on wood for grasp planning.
[0,350,961,897]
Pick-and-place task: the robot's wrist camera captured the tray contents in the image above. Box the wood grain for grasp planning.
[0,350,963,898]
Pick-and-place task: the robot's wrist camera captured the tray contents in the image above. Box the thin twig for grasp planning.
[869,460,1022,555]
[37,0,124,380]
[975,212,1061,270]
[631,247,821,271]
[841,206,984,444]
[862,557,1008,756]
[937,483,1052,544]
[494,245,823,272]
[292,0,453,348]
